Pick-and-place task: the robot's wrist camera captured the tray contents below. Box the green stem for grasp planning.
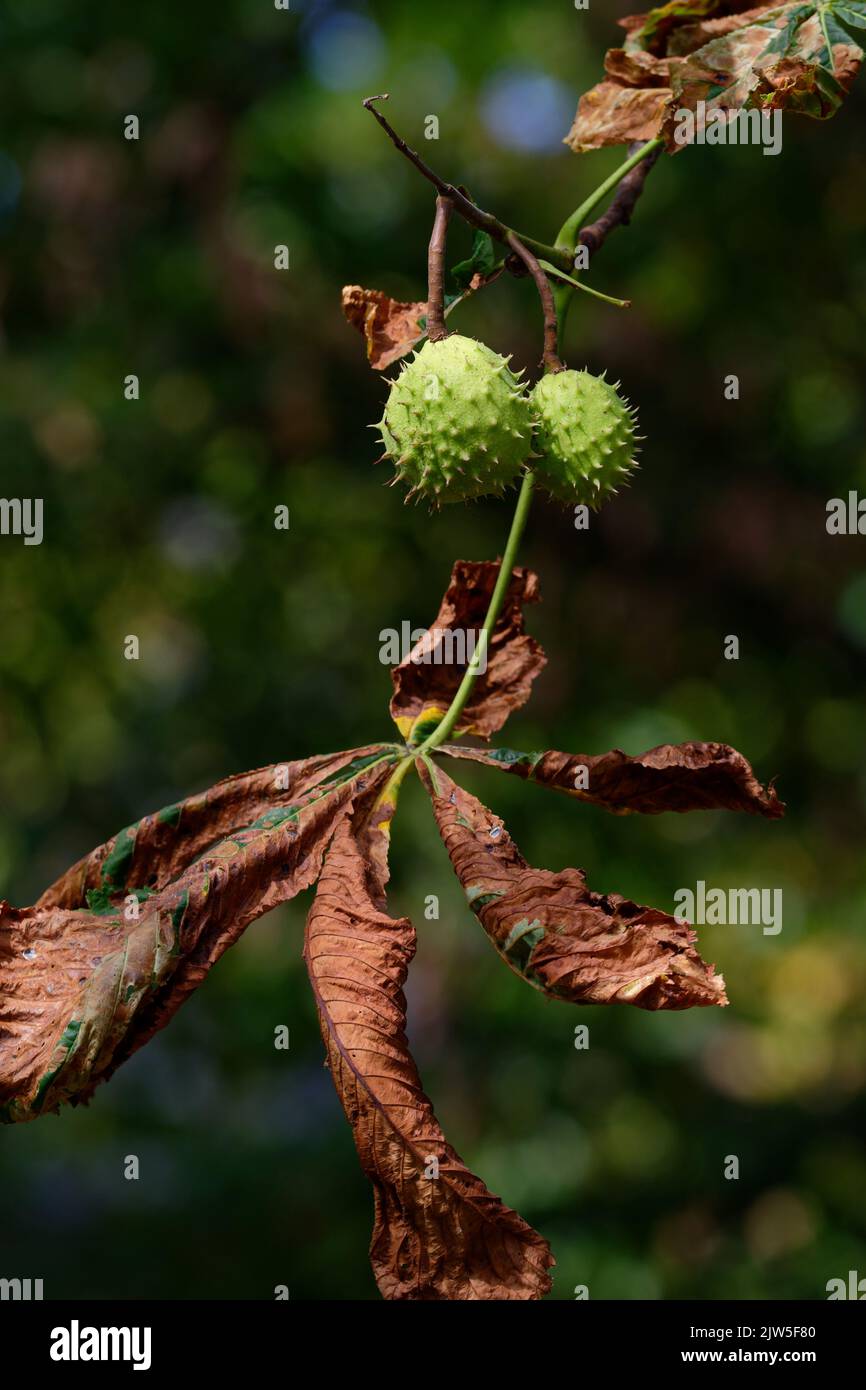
[384,145,663,788]
[553,281,573,351]
[551,137,663,353]
[555,137,664,253]
[412,152,657,756]
[410,468,536,760]
[512,232,573,274]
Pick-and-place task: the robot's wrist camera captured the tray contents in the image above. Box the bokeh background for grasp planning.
[1,0,865,1301]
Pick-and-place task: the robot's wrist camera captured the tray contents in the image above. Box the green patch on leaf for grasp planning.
[407,711,445,748]
[99,823,139,895]
[32,1018,81,1113]
[487,747,543,770]
[169,890,190,954]
[85,888,119,916]
[317,749,396,791]
[627,0,723,54]
[466,884,505,909]
[502,917,545,973]
[248,805,301,831]
[86,883,154,916]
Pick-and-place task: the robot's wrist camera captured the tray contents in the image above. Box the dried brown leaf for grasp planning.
[438,739,783,818]
[304,789,554,1299]
[1,747,397,1123]
[564,78,672,151]
[605,46,675,83]
[341,284,427,371]
[390,560,546,745]
[420,762,726,1010]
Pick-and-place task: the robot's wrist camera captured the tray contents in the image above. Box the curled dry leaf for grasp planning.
[0,746,397,1123]
[341,284,427,371]
[565,51,675,152]
[420,761,727,1010]
[390,559,546,746]
[605,47,676,84]
[438,739,784,818]
[342,270,502,373]
[304,785,554,1299]
[620,1,762,57]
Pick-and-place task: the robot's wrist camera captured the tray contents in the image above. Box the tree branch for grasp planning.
[426,196,452,343]
[577,140,663,259]
[505,231,564,374]
[362,95,572,274]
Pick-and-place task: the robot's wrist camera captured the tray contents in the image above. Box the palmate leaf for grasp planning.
[420,761,727,1009]
[303,783,554,1299]
[566,0,864,151]
[1,549,786,1297]
[0,745,397,1122]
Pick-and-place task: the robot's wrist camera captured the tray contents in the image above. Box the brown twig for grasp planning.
[427,196,452,343]
[578,140,663,259]
[504,231,564,374]
[362,94,572,274]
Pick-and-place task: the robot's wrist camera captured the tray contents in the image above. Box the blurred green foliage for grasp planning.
[1,0,865,1300]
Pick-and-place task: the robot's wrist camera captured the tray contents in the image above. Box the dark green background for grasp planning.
[1,0,865,1299]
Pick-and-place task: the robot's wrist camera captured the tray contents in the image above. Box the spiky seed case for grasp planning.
[530,369,639,507]
[376,334,533,504]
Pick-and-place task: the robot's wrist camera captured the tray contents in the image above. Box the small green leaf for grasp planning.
[451,231,497,289]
